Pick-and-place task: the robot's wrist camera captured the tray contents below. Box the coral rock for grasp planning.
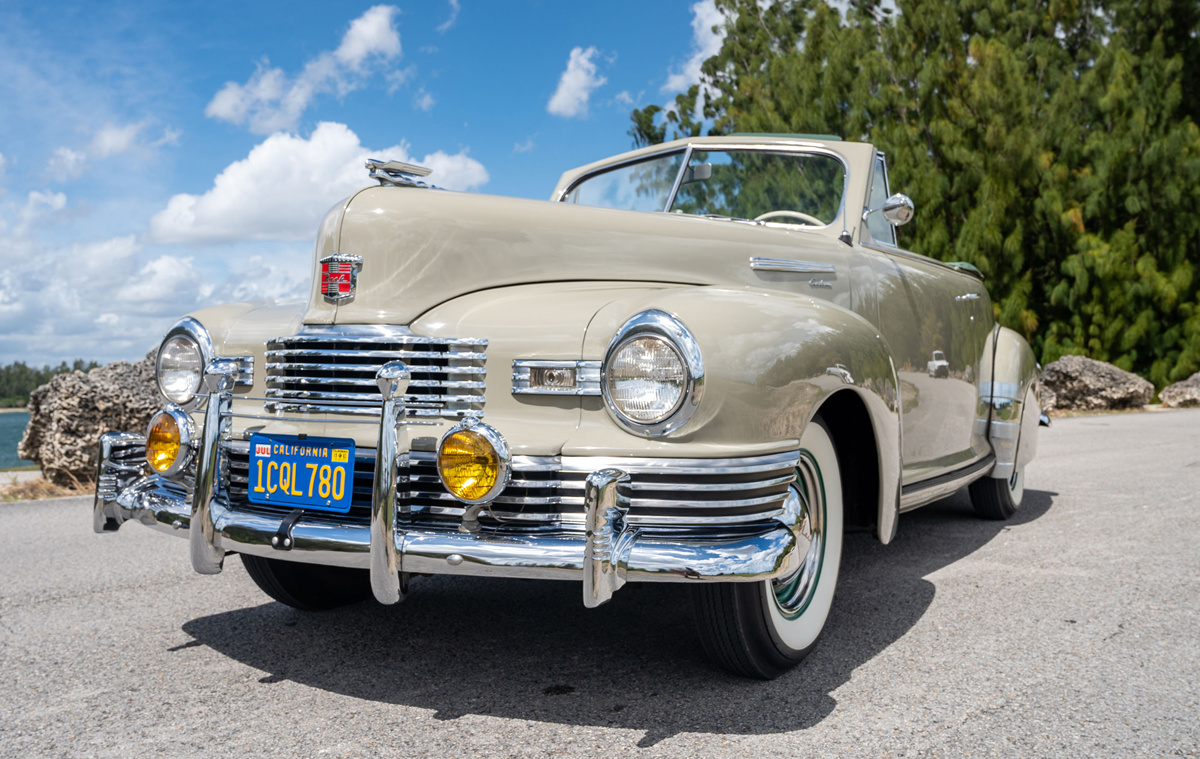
[1160,371,1200,409]
[1038,355,1154,413]
[18,355,161,486]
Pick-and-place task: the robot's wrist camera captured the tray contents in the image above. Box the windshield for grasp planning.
[564,148,845,227]
[562,151,684,212]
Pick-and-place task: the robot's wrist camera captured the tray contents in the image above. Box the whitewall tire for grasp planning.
[691,418,844,679]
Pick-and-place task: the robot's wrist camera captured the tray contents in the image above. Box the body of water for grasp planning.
[0,411,32,469]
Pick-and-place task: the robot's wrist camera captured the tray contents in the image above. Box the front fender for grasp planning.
[578,286,902,541]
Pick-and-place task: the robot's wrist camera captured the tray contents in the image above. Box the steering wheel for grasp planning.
[753,210,824,227]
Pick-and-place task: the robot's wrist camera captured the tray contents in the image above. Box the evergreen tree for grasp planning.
[628,0,1200,387]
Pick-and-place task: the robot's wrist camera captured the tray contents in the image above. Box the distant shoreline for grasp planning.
[0,408,29,414]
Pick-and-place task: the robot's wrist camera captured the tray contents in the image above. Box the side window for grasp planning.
[866,155,896,246]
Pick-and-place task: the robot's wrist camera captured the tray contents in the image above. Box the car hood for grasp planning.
[309,186,849,326]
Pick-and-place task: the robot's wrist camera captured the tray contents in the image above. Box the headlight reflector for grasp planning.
[605,335,686,422]
[436,421,511,504]
[145,405,195,476]
[157,335,204,403]
[601,310,704,436]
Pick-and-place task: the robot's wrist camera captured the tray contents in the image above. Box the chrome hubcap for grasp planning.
[772,455,825,618]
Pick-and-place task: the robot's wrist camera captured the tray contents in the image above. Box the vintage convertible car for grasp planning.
[94,134,1045,678]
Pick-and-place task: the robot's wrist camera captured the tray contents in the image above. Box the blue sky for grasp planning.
[0,1,726,366]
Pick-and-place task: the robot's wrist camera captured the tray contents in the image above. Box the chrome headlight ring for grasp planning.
[601,310,704,437]
[155,317,213,408]
[436,417,513,506]
[146,403,198,478]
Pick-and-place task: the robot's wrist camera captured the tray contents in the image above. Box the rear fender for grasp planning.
[980,326,1041,479]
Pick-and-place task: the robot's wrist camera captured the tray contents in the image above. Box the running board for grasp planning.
[899,454,995,512]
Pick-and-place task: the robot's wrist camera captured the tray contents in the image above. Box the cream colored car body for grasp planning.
[188,136,1037,544]
[93,135,1042,655]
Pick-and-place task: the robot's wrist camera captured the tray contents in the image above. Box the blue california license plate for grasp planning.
[247,434,356,513]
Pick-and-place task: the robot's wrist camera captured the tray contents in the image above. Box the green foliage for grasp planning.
[0,360,99,407]
[629,0,1200,387]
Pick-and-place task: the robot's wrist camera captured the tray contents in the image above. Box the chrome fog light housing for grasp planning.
[601,310,704,436]
[155,317,212,406]
[144,404,196,477]
[437,419,512,504]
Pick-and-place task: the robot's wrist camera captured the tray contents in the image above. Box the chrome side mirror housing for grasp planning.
[864,193,915,227]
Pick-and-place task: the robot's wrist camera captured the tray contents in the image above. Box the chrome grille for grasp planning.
[264,326,487,418]
[407,450,799,529]
[221,444,798,532]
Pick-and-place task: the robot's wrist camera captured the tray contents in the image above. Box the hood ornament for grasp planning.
[319,253,362,303]
[366,159,433,188]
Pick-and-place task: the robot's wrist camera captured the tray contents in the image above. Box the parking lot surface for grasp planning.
[2,409,1198,757]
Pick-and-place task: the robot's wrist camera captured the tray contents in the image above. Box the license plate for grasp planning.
[247,434,356,513]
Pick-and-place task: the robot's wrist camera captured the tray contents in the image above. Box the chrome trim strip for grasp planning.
[899,454,995,512]
[749,257,838,274]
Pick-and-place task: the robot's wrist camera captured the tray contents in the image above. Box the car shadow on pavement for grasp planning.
[181,487,1054,747]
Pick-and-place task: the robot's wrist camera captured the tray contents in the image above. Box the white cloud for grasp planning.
[547,46,607,118]
[0,153,6,182]
[436,0,461,33]
[89,122,144,158]
[662,0,727,93]
[336,5,403,68]
[414,87,435,112]
[387,64,416,94]
[17,190,67,235]
[614,90,635,106]
[48,147,87,178]
[513,138,535,154]
[147,121,488,244]
[206,5,402,134]
[153,126,183,148]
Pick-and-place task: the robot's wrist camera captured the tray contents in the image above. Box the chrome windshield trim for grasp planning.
[662,144,694,210]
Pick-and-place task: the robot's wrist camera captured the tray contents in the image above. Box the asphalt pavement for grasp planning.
[1,409,1198,757]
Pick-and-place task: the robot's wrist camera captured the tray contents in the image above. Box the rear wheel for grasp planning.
[691,420,844,679]
[968,468,1024,520]
[241,554,371,611]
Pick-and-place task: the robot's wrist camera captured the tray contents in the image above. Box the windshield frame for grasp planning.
[558,142,850,232]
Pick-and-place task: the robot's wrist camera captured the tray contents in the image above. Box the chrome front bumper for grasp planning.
[95,361,805,608]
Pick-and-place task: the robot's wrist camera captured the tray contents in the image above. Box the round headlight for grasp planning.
[156,318,212,405]
[145,405,195,477]
[601,310,704,436]
[436,420,511,504]
[605,335,686,422]
[157,336,203,403]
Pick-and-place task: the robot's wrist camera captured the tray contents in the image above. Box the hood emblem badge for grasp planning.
[319,253,362,303]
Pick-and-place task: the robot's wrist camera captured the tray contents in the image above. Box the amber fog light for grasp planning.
[145,405,195,477]
[436,420,511,504]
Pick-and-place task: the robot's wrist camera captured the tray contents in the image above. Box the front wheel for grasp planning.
[241,554,372,611]
[691,420,844,679]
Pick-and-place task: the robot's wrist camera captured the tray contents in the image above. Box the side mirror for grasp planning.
[863,193,915,227]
